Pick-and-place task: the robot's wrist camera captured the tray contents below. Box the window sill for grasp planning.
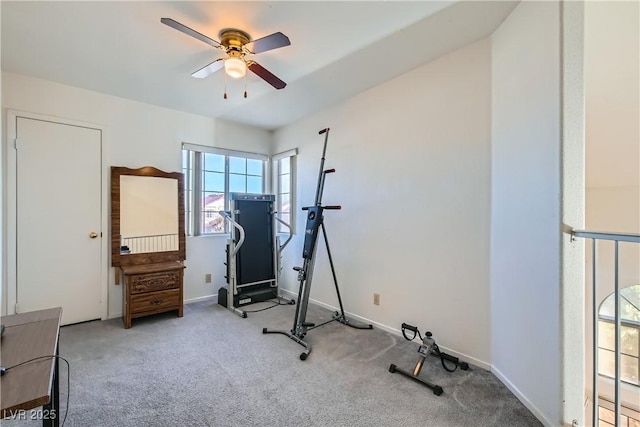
[187,233,230,239]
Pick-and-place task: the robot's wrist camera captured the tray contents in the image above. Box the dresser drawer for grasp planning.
[130,289,181,315]
[129,271,181,294]
[121,262,185,328]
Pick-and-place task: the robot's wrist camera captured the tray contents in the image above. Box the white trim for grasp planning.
[185,294,216,305]
[272,152,297,234]
[265,154,272,194]
[101,125,110,321]
[182,142,269,235]
[272,148,298,161]
[492,365,554,426]
[6,109,109,321]
[107,311,123,320]
[181,142,268,161]
[277,288,491,371]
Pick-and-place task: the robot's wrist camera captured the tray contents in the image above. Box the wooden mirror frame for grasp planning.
[111,166,186,268]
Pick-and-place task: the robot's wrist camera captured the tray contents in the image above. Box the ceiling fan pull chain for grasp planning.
[244,72,248,98]
[223,69,228,100]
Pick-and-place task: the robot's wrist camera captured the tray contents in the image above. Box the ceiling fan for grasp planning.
[161,18,290,98]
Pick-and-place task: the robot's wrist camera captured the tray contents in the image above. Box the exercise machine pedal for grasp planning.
[389,323,468,395]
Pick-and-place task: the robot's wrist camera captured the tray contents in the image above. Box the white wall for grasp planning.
[273,39,492,367]
[585,0,640,287]
[491,1,563,425]
[2,72,272,318]
[584,0,640,412]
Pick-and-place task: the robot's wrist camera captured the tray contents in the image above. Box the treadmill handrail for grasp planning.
[220,211,245,255]
[275,216,293,251]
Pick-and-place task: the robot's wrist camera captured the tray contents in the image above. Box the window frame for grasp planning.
[597,316,640,387]
[182,143,269,236]
[597,284,640,388]
[272,149,297,234]
[182,150,194,237]
[597,396,640,427]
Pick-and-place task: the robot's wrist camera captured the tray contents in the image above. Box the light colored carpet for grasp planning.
[3,300,542,427]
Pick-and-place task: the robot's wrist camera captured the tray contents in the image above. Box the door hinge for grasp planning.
[15,303,20,314]
[14,139,19,150]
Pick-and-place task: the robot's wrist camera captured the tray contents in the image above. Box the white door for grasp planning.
[16,117,102,325]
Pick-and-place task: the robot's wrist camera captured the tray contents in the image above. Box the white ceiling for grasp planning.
[2,1,518,130]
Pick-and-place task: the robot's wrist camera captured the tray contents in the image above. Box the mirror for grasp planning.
[120,175,179,252]
[111,166,185,267]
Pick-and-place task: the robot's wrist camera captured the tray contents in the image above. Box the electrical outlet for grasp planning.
[373,293,380,306]
[205,273,212,283]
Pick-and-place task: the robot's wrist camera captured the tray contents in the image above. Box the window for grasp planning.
[182,150,194,236]
[598,284,640,387]
[201,152,226,234]
[273,149,297,233]
[596,284,640,427]
[598,397,640,427]
[182,143,267,235]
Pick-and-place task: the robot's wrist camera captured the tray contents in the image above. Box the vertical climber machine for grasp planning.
[219,193,293,317]
[263,128,373,360]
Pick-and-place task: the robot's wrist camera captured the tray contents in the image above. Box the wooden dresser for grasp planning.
[121,261,185,329]
[111,166,186,329]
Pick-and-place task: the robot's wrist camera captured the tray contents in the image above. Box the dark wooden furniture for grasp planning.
[121,261,185,329]
[111,166,186,328]
[1,307,62,427]
[111,166,186,267]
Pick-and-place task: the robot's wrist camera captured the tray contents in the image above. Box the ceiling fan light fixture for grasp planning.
[162,19,288,89]
[225,58,246,79]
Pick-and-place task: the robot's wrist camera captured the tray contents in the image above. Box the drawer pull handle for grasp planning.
[151,299,163,305]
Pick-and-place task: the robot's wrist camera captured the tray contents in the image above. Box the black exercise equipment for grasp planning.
[219,193,294,317]
[389,323,469,395]
[263,128,373,360]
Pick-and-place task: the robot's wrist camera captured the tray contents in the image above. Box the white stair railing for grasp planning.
[572,230,640,426]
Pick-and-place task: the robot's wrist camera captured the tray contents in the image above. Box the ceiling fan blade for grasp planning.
[191,59,224,79]
[161,18,221,49]
[246,32,291,54]
[248,62,286,89]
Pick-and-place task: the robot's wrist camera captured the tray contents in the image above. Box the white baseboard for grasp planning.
[107,312,122,320]
[185,295,216,305]
[108,287,486,371]
[278,288,491,371]
[492,365,554,426]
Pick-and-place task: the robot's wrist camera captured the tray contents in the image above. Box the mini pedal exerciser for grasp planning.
[389,323,469,395]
